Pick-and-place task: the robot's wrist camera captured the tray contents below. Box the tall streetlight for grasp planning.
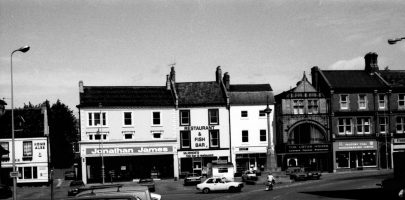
[264,96,277,173]
[98,103,105,184]
[388,37,405,45]
[10,45,30,200]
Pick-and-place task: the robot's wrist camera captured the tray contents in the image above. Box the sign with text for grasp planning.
[394,138,405,144]
[183,125,216,149]
[86,146,174,155]
[335,141,376,151]
[286,144,330,153]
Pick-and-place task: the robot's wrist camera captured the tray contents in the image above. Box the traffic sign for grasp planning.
[10,171,19,178]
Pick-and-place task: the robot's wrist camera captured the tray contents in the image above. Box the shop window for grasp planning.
[0,142,9,161]
[338,118,352,135]
[210,130,219,148]
[362,151,376,166]
[180,110,190,126]
[241,111,248,118]
[22,141,32,161]
[259,110,266,117]
[397,117,405,134]
[336,152,349,168]
[340,94,349,110]
[181,131,191,149]
[18,166,38,179]
[378,94,387,110]
[123,112,133,126]
[152,112,161,125]
[379,117,388,134]
[358,94,367,110]
[242,130,249,142]
[308,100,319,114]
[208,109,219,125]
[356,118,370,134]
[399,94,405,109]
[260,130,266,141]
[293,100,304,114]
[88,112,107,127]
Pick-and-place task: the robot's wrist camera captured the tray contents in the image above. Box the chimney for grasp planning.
[79,80,84,93]
[170,66,176,83]
[364,52,379,74]
[166,75,171,90]
[216,66,222,84]
[311,66,319,90]
[223,72,230,90]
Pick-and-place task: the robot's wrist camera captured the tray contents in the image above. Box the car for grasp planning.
[196,177,243,194]
[241,170,258,182]
[68,180,86,196]
[377,178,405,200]
[70,184,160,200]
[289,167,308,181]
[138,178,156,192]
[183,173,202,186]
[305,167,321,180]
[0,184,12,199]
[65,170,76,180]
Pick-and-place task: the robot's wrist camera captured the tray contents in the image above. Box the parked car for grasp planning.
[65,170,76,180]
[289,167,308,181]
[305,167,321,180]
[288,166,321,181]
[196,177,243,194]
[70,184,160,200]
[183,173,201,186]
[0,184,12,199]
[241,170,258,182]
[68,180,86,196]
[377,178,405,200]
[139,178,155,192]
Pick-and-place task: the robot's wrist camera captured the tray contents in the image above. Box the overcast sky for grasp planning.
[1,0,405,113]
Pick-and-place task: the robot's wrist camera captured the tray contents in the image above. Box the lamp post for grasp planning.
[388,37,405,45]
[10,45,30,200]
[264,96,277,173]
[98,103,105,184]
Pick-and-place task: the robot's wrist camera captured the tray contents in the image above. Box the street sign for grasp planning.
[10,171,19,178]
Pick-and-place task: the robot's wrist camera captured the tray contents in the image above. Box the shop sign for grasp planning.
[34,142,46,150]
[394,138,405,144]
[182,151,214,158]
[183,126,215,131]
[286,144,330,153]
[336,141,376,150]
[191,132,209,149]
[86,146,173,155]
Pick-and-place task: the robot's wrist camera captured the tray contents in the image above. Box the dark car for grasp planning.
[65,170,76,180]
[183,173,201,186]
[0,184,12,199]
[289,167,308,181]
[305,167,321,180]
[139,178,155,192]
[68,180,86,196]
[241,170,258,182]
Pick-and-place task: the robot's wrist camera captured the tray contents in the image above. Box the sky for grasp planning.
[1,0,405,114]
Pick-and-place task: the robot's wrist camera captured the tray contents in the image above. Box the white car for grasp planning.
[196,177,244,194]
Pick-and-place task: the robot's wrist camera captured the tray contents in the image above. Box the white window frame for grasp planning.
[379,117,388,134]
[241,110,248,118]
[356,118,371,135]
[358,94,367,110]
[88,111,107,127]
[242,130,249,143]
[259,110,266,117]
[208,109,219,125]
[152,130,163,139]
[399,94,405,109]
[260,130,267,142]
[340,94,349,110]
[293,100,304,114]
[308,99,319,114]
[122,131,135,140]
[180,110,190,126]
[378,94,387,110]
[152,111,161,126]
[123,111,133,127]
[180,131,191,149]
[397,117,405,134]
[209,130,219,148]
[87,131,108,141]
[0,142,9,159]
[338,118,352,135]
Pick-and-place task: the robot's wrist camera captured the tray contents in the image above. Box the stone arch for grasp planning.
[287,120,327,144]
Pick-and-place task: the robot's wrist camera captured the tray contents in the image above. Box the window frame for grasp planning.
[180,131,191,149]
[0,142,9,160]
[88,111,107,127]
[356,117,371,135]
[378,94,387,110]
[260,129,267,142]
[241,111,248,118]
[307,99,319,114]
[399,94,405,109]
[122,131,135,140]
[208,109,219,125]
[22,141,33,161]
[293,100,304,114]
[179,110,190,126]
[379,117,388,134]
[358,94,367,110]
[340,94,349,110]
[338,118,352,135]
[242,130,249,143]
[209,130,219,148]
[396,117,405,134]
[123,111,133,126]
[152,111,161,126]
[152,130,163,139]
[259,110,266,117]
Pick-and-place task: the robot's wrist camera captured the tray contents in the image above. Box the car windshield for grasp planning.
[70,181,84,187]
[139,178,153,183]
[187,173,198,177]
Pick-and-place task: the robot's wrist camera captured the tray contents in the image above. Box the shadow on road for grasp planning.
[301,188,398,200]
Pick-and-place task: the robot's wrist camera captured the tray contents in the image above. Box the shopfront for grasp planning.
[333,140,378,171]
[178,150,229,176]
[233,147,267,173]
[279,143,331,172]
[81,145,177,183]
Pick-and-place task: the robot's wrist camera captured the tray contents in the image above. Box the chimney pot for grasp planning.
[223,72,230,90]
[216,66,222,84]
[79,80,84,93]
[364,52,379,73]
[170,67,176,82]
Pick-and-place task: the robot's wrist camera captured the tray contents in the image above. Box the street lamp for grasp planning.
[97,103,105,184]
[10,45,30,200]
[388,37,405,45]
[264,96,277,173]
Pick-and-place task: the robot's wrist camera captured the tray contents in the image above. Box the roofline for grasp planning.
[317,68,333,89]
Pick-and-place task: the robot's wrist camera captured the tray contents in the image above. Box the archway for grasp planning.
[288,122,326,144]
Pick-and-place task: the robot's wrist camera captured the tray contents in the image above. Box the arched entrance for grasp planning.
[288,123,326,144]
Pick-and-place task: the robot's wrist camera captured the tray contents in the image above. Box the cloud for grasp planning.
[327,57,364,70]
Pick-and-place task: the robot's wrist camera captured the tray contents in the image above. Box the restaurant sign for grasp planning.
[286,144,330,153]
[335,141,376,151]
[86,146,173,155]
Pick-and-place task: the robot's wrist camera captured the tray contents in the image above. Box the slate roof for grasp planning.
[229,84,274,105]
[321,70,386,89]
[78,86,175,108]
[175,82,226,107]
[379,70,405,88]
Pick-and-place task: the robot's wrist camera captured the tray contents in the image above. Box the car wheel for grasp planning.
[229,186,237,193]
[202,188,210,194]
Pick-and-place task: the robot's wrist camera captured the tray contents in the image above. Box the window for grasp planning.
[241,111,248,118]
[123,112,133,126]
[180,110,190,126]
[379,117,388,134]
[23,141,33,160]
[260,130,267,141]
[0,142,9,160]
[152,112,161,125]
[152,131,162,139]
[18,166,37,179]
[378,94,387,109]
[210,130,219,148]
[308,100,319,114]
[340,95,349,110]
[356,118,370,134]
[399,94,405,109]
[336,152,349,168]
[358,94,367,109]
[242,130,249,142]
[122,131,134,140]
[180,131,191,148]
[259,110,266,117]
[338,118,352,135]
[293,100,304,114]
[397,117,405,134]
[208,109,219,125]
[88,131,107,141]
[88,112,107,127]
